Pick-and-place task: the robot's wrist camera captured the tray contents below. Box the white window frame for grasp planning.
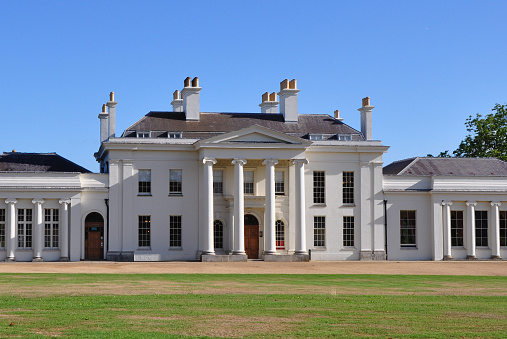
[309,134,323,141]
[169,169,183,195]
[275,171,285,196]
[313,171,325,204]
[0,209,5,249]
[17,208,33,249]
[313,216,326,248]
[244,170,254,195]
[138,169,151,195]
[44,208,59,249]
[138,215,151,248]
[342,216,354,248]
[137,131,150,138]
[169,215,182,248]
[213,170,224,195]
[168,132,182,139]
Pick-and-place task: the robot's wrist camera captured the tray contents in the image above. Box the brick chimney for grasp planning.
[358,97,374,140]
[181,77,201,120]
[171,90,183,112]
[106,92,117,139]
[259,92,279,113]
[278,79,299,122]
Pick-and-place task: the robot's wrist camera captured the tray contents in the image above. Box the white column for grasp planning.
[263,159,278,255]
[232,159,247,255]
[32,199,45,261]
[490,202,502,259]
[202,158,217,255]
[59,199,71,261]
[466,201,477,259]
[5,199,17,261]
[442,201,453,260]
[293,159,308,254]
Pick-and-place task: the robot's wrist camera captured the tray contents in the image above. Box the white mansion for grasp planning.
[1,77,506,261]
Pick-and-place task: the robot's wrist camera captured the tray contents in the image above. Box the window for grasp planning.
[213,170,223,194]
[275,171,284,195]
[17,209,33,249]
[313,171,325,204]
[137,131,150,138]
[343,172,354,204]
[475,211,488,247]
[244,170,254,194]
[338,134,352,141]
[169,169,182,195]
[451,211,464,247]
[400,210,416,247]
[168,132,182,139]
[0,209,4,248]
[138,215,151,248]
[314,216,326,247]
[44,209,59,249]
[343,216,355,247]
[214,220,224,249]
[309,134,323,141]
[169,216,182,248]
[275,220,285,249]
[138,170,151,195]
[501,211,507,247]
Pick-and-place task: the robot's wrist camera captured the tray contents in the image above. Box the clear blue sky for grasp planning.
[1,1,506,171]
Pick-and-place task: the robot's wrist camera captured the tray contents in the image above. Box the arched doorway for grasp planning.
[85,212,104,260]
[244,214,259,259]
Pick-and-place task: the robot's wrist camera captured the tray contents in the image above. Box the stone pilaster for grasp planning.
[442,201,453,260]
[59,199,71,261]
[202,158,217,255]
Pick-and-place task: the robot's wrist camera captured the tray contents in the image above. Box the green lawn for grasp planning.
[0,274,505,338]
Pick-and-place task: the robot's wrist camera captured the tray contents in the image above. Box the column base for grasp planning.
[201,251,216,256]
[263,250,277,255]
[59,257,70,262]
[443,255,453,261]
[491,255,502,260]
[4,257,15,262]
[263,254,309,262]
[232,251,246,255]
[466,255,478,260]
[32,257,44,262]
[201,254,247,262]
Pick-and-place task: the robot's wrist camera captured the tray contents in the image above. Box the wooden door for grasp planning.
[244,225,259,259]
[86,231,103,260]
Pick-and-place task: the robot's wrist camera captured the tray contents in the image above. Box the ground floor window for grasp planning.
[275,220,285,249]
[17,208,33,249]
[169,216,182,248]
[343,216,354,247]
[400,210,416,247]
[213,220,223,249]
[44,208,59,249]
[475,211,488,247]
[314,216,325,247]
[138,215,151,248]
[0,209,5,248]
[451,210,464,247]
[501,211,507,247]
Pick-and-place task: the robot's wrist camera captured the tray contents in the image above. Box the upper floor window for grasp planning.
[44,208,59,249]
[338,134,352,141]
[400,210,416,247]
[168,132,182,139]
[137,131,150,138]
[343,172,354,204]
[244,170,254,195]
[169,169,182,195]
[138,170,151,195]
[451,211,464,247]
[475,211,488,247]
[313,171,325,204]
[309,134,323,141]
[275,171,284,195]
[18,208,33,249]
[213,170,223,194]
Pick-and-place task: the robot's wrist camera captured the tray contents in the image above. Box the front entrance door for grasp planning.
[244,214,259,259]
[85,212,104,260]
[87,231,102,260]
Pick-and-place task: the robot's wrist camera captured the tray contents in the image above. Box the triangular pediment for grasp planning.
[196,125,311,146]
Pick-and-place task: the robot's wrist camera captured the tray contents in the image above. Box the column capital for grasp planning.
[466,201,477,207]
[441,201,453,206]
[292,158,308,166]
[32,198,45,205]
[262,159,279,166]
[491,201,502,207]
[59,199,71,205]
[202,157,217,165]
[360,161,370,168]
[232,158,247,166]
[5,198,17,205]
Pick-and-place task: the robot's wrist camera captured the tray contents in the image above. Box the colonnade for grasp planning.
[4,198,70,261]
[441,201,502,260]
[202,157,308,256]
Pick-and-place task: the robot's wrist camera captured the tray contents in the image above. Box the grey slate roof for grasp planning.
[122,112,364,140]
[0,152,91,173]
[383,157,507,176]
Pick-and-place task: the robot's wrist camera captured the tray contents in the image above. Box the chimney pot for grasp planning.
[192,77,199,87]
[102,104,107,113]
[280,79,289,91]
[173,90,181,100]
[362,97,370,107]
[109,92,115,102]
[289,79,297,89]
[270,92,277,101]
[184,77,191,87]
[262,92,270,102]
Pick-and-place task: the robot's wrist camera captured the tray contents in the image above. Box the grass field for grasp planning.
[0,274,505,338]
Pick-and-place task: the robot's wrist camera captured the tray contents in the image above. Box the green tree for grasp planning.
[452,103,507,161]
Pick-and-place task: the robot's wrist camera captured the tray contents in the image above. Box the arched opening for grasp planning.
[275,220,285,250]
[244,214,259,259]
[213,220,224,250]
[85,212,104,260]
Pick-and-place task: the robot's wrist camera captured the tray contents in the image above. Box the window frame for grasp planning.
[17,208,33,249]
[137,131,150,138]
[475,210,488,247]
[169,215,182,248]
[313,216,326,248]
[343,216,355,247]
[500,211,507,247]
[451,210,464,247]
[275,220,285,249]
[138,215,151,249]
[342,172,354,205]
[0,209,5,249]
[213,219,224,249]
[313,171,325,204]
[275,170,285,196]
[169,169,183,195]
[213,169,224,195]
[168,132,182,139]
[44,208,59,249]
[400,210,416,248]
[243,170,254,195]
[138,169,152,196]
